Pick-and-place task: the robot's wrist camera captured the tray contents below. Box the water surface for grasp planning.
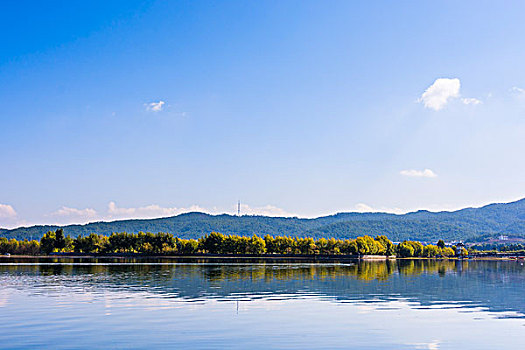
[1,258,524,349]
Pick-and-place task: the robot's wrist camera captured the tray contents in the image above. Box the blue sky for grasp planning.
[1,1,525,227]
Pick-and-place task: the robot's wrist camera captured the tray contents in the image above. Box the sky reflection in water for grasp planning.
[0,259,524,349]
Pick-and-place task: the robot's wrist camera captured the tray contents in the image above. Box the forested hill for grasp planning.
[2,198,524,242]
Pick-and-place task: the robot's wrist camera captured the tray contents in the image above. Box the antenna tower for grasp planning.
[237,200,241,216]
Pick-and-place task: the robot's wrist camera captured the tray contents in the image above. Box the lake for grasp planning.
[0,258,524,349]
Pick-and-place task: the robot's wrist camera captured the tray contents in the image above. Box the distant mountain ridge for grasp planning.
[2,198,524,242]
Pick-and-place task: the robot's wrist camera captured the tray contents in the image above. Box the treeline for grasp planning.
[0,238,40,255]
[0,230,466,258]
[469,242,525,253]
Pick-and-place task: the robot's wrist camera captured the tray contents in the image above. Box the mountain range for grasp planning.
[2,198,524,242]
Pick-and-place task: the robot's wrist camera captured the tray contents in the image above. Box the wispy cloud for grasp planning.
[461,97,482,105]
[239,204,296,217]
[107,201,207,220]
[511,86,525,96]
[352,203,406,214]
[106,202,296,219]
[400,169,438,178]
[0,204,17,218]
[51,206,97,218]
[145,100,165,112]
[45,206,98,225]
[405,341,441,350]
[37,201,297,226]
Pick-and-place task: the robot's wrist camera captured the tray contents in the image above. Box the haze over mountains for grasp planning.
[2,198,524,242]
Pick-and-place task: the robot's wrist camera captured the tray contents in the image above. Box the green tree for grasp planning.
[442,247,455,256]
[356,236,380,255]
[40,231,56,254]
[264,235,276,254]
[397,241,415,257]
[296,237,317,254]
[326,238,340,254]
[54,229,66,251]
[423,244,440,257]
[248,235,266,254]
[375,235,394,256]
[316,238,330,255]
[201,232,225,254]
[177,239,198,254]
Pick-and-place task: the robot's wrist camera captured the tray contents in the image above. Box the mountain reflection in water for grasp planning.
[1,258,524,349]
[1,258,524,316]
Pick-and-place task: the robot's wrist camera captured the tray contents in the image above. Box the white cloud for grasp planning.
[419,78,482,110]
[145,100,165,112]
[511,86,525,96]
[106,201,296,220]
[0,204,16,218]
[39,202,297,224]
[107,201,210,220]
[419,78,461,110]
[352,203,406,215]
[5,202,295,228]
[353,203,375,212]
[400,169,438,178]
[405,341,440,350]
[46,206,98,225]
[51,206,97,218]
[461,97,482,105]
[239,204,296,217]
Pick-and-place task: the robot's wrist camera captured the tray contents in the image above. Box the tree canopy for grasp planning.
[0,231,473,258]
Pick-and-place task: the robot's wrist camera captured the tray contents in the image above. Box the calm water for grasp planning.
[0,258,524,349]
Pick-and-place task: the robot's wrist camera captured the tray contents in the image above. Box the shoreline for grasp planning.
[2,253,523,262]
